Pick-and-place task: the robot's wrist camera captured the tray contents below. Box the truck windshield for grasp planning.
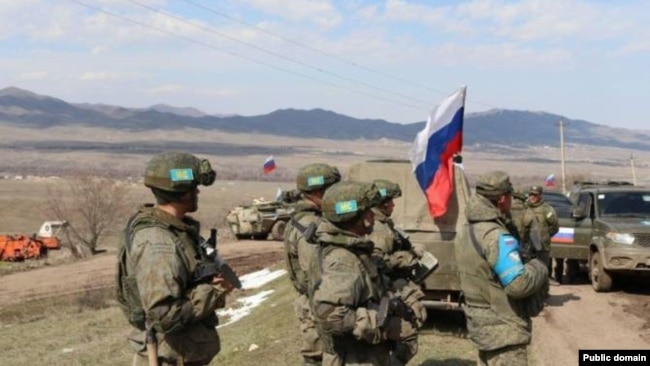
[597,191,650,217]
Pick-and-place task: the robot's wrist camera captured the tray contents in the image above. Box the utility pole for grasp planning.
[631,153,637,186]
[559,119,567,194]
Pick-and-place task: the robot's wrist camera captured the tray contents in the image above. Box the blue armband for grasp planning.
[492,234,525,286]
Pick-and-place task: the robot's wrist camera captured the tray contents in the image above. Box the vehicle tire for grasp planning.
[235,234,248,240]
[271,221,287,241]
[253,234,268,240]
[566,259,580,284]
[590,251,613,292]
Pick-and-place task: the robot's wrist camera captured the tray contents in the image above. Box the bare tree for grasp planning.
[45,175,131,257]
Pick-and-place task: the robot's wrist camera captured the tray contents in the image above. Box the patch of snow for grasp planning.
[217,290,274,328]
[62,348,74,353]
[248,344,259,351]
[240,268,286,289]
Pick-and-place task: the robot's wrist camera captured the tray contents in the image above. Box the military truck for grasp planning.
[567,181,650,292]
[346,159,471,309]
[226,198,295,241]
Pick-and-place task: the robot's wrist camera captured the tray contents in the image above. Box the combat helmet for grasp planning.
[296,163,341,192]
[373,179,402,202]
[321,181,382,223]
[144,151,216,192]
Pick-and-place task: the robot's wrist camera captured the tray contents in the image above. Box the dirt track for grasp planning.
[532,281,650,365]
[1,243,649,364]
[0,240,283,307]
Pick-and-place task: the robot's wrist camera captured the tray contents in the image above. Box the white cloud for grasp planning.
[16,71,48,81]
[146,84,184,93]
[78,71,129,81]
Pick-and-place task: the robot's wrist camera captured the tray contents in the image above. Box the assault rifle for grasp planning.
[372,295,416,329]
[393,227,439,284]
[193,229,242,289]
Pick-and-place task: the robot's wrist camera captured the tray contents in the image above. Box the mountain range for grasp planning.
[1,86,648,151]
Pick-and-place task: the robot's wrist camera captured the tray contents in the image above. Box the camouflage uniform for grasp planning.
[284,163,341,365]
[116,152,228,366]
[522,186,559,269]
[455,172,548,366]
[310,182,418,366]
[368,179,426,365]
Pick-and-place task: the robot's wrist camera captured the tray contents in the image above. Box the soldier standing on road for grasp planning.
[309,181,419,366]
[116,151,234,366]
[368,179,427,365]
[523,185,559,282]
[284,163,341,366]
[455,171,548,366]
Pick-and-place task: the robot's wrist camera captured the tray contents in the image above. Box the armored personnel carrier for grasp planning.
[226,194,297,241]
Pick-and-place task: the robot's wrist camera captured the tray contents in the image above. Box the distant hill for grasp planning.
[1,86,649,150]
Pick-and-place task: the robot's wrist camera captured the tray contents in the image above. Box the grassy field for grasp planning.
[0,264,475,366]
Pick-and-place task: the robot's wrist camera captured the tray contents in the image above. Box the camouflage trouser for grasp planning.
[477,344,528,366]
[132,353,209,366]
[537,250,551,298]
[294,293,323,363]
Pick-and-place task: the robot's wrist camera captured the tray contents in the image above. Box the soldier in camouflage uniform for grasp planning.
[454,172,548,366]
[116,151,234,366]
[368,179,427,365]
[310,181,419,366]
[523,186,559,278]
[284,163,341,365]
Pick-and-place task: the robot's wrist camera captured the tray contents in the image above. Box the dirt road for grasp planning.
[1,243,649,365]
[0,240,283,307]
[531,282,650,365]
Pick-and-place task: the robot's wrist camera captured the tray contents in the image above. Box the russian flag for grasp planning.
[263,156,276,174]
[545,173,556,187]
[552,227,574,244]
[409,86,466,218]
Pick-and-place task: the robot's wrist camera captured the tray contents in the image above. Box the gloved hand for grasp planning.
[411,243,426,259]
[352,307,383,344]
[394,280,427,327]
[389,250,418,270]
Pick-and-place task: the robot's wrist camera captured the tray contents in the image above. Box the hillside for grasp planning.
[2,86,649,150]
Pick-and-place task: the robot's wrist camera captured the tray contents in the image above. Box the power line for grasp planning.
[69,0,426,111]
[180,0,447,97]
[178,0,499,110]
[125,0,432,107]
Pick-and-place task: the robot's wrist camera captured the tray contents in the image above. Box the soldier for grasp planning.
[454,171,548,366]
[310,181,419,366]
[523,185,560,279]
[116,151,234,366]
[368,179,427,365]
[284,163,341,366]
[510,191,534,260]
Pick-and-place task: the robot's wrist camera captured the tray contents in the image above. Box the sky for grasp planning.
[1,0,649,129]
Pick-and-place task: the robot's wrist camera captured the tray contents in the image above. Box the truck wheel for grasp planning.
[235,234,248,240]
[590,251,613,292]
[271,221,287,241]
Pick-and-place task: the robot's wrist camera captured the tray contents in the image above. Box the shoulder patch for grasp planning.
[169,168,194,182]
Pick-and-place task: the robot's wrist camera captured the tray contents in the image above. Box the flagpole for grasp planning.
[630,152,637,186]
[559,119,568,194]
